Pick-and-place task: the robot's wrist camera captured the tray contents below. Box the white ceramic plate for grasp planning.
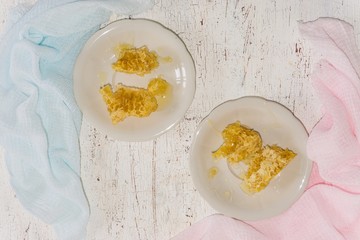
[190,96,312,221]
[74,19,195,141]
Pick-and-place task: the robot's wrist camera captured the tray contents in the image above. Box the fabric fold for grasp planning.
[0,1,153,239]
[173,17,360,240]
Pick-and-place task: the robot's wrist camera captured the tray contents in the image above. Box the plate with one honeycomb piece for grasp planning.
[189,96,312,221]
[73,19,195,141]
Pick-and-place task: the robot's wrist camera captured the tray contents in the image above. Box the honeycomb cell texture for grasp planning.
[112,46,159,76]
[241,145,296,194]
[212,121,297,194]
[99,84,158,124]
[212,121,263,163]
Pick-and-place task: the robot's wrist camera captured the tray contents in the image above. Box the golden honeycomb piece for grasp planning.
[212,121,297,194]
[241,145,296,194]
[212,121,263,163]
[147,77,170,96]
[112,46,159,76]
[99,84,158,124]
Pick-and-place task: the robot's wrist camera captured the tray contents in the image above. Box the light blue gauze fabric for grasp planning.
[0,0,154,239]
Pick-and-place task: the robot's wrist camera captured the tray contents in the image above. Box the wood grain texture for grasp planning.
[1,0,360,239]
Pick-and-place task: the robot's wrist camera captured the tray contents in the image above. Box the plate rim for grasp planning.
[189,96,313,221]
[73,18,196,141]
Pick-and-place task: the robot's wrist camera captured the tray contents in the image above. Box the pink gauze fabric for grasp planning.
[172,18,360,240]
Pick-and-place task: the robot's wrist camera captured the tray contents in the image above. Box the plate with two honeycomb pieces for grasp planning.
[189,96,313,221]
[73,19,195,141]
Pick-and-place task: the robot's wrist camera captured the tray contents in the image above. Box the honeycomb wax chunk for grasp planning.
[241,145,297,194]
[212,121,262,163]
[112,46,159,76]
[212,121,297,194]
[147,77,170,96]
[99,84,158,124]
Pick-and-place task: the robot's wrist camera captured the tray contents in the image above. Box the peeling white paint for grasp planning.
[1,0,360,239]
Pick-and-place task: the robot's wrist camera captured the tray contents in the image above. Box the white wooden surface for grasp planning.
[1,0,360,239]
